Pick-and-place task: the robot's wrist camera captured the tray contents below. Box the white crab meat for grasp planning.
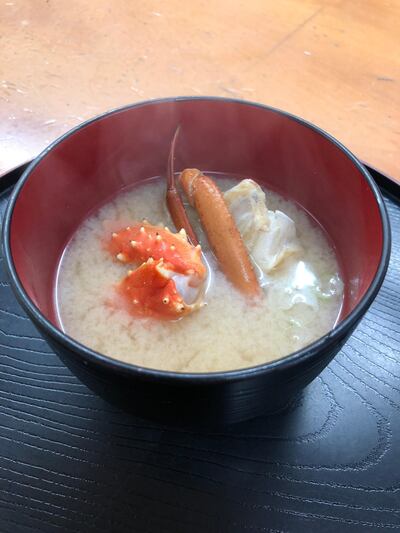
[224,180,344,314]
[267,260,319,311]
[156,262,200,305]
[223,179,269,249]
[224,179,301,273]
[251,210,301,273]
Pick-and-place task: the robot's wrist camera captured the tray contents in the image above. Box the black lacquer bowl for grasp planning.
[1,97,391,425]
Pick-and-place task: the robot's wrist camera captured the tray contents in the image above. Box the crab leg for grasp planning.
[166,128,199,245]
[180,168,261,298]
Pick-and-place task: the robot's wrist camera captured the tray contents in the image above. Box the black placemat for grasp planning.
[0,174,399,532]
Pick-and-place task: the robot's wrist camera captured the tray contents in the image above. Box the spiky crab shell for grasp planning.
[108,223,205,284]
[119,258,200,320]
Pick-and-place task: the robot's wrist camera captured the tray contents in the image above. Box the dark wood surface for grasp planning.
[0,172,399,532]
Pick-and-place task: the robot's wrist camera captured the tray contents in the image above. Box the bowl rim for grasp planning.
[1,96,392,385]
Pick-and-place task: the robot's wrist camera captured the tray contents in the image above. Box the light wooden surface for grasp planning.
[1,0,399,181]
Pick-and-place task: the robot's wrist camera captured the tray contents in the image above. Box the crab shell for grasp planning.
[109,223,205,285]
[108,223,207,320]
[119,258,202,320]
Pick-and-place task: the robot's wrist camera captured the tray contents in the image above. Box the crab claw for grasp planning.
[109,223,205,286]
[119,258,202,320]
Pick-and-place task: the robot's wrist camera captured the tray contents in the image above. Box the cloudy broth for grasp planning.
[56,177,343,372]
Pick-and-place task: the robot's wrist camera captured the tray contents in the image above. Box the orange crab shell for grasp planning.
[118,258,199,320]
[108,223,205,284]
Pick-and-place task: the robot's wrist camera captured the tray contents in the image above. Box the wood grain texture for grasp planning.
[0,182,400,531]
[0,0,399,182]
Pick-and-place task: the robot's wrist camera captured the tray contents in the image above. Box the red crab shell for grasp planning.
[118,258,201,320]
[108,223,207,320]
[108,223,205,284]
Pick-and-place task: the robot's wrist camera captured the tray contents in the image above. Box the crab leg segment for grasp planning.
[180,168,261,298]
[166,127,199,244]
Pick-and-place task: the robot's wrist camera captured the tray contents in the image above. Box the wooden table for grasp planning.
[1,0,399,182]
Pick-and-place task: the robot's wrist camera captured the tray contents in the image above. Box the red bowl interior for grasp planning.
[9,98,384,326]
